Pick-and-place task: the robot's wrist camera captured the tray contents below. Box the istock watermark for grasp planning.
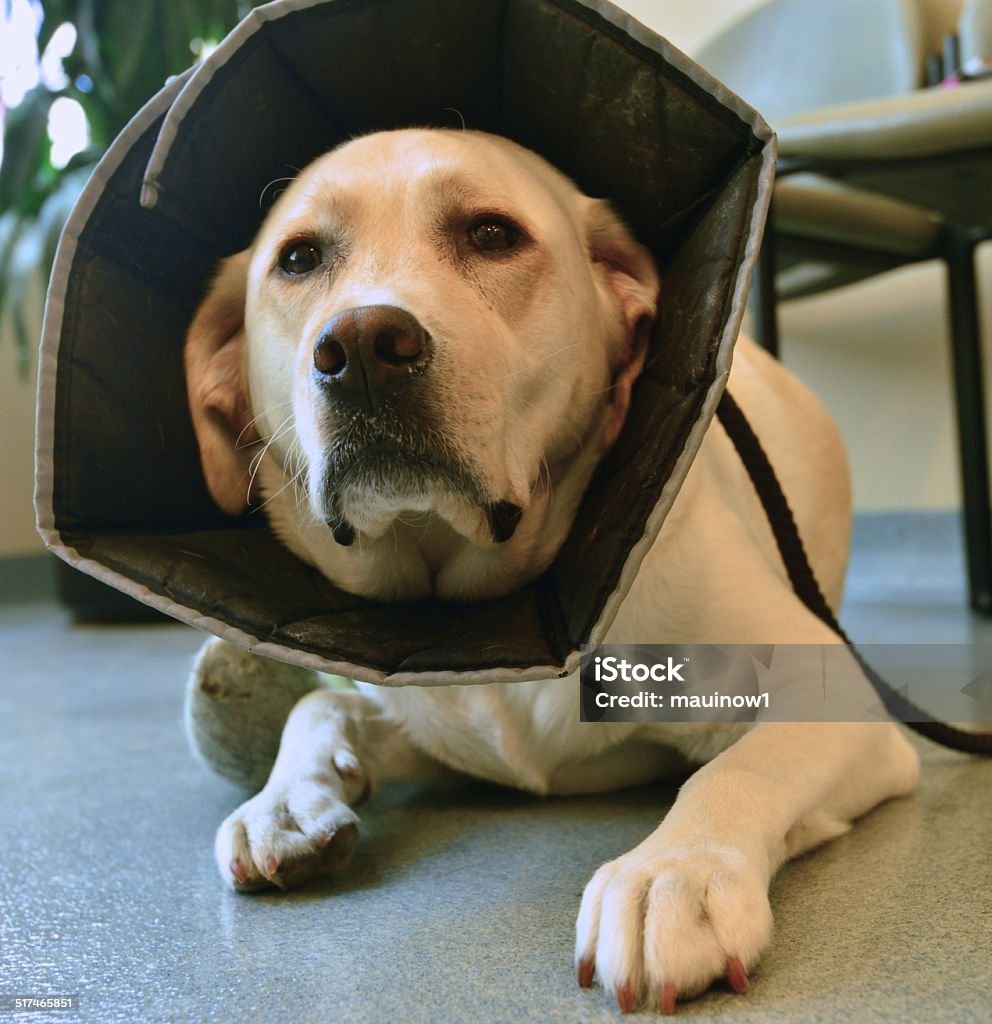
[592,655,689,684]
[579,644,992,724]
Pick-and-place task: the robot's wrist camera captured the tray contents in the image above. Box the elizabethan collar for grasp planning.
[36,0,774,685]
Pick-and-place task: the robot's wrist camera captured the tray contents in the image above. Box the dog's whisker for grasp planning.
[236,399,296,448]
[254,442,309,513]
[487,340,586,383]
[254,469,306,514]
[258,172,301,209]
[539,453,554,506]
[247,419,294,478]
[283,440,313,520]
[246,411,297,504]
[442,106,467,131]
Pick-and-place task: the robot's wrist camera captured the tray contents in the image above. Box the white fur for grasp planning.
[185,129,920,1013]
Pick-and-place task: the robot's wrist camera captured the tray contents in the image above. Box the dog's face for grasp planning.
[186,129,658,601]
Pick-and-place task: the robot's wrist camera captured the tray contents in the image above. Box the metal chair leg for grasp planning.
[751,203,780,359]
[944,225,992,614]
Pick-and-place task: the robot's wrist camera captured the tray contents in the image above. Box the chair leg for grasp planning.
[944,226,992,614]
[751,210,780,359]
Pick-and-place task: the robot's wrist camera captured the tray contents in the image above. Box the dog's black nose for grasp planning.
[313,305,432,410]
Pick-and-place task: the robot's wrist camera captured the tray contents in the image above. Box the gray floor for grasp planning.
[1,512,990,1024]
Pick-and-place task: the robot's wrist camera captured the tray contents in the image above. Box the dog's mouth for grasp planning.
[313,406,522,546]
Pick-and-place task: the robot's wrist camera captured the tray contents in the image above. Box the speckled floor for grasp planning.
[1,512,990,1023]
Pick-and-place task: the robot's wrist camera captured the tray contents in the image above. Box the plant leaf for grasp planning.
[7,217,45,377]
[0,210,27,328]
[0,88,55,215]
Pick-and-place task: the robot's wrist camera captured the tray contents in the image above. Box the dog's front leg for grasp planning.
[213,679,448,892]
[575,720,919,1013]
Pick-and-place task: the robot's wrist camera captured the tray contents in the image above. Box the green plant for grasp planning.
[0,0,263,375]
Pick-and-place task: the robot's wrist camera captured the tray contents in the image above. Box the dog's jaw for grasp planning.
[254,408,606,602]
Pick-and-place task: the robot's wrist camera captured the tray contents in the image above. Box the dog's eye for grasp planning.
[468,217,520,253]
[279,240,322,275]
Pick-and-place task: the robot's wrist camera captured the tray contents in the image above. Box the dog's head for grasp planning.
[186,129,658,601]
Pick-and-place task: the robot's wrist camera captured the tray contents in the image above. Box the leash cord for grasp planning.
[716,389,992,756]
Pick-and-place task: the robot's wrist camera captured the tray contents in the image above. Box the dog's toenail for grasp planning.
[726,956,749,994]
[577,958,594,988]
[615,982,636,1013]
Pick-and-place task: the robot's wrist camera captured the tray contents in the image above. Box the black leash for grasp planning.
[716,389,992,756]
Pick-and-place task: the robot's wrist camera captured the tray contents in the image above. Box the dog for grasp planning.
[183,128,920,1014]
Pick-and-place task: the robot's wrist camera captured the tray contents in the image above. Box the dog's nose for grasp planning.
[313,305,432,410]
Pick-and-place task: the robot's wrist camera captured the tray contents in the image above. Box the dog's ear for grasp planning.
[585,200,659,449]
[184,250,258,515]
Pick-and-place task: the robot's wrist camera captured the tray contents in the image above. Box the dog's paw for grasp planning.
[214,772,363,892]
[574,843,772,1014]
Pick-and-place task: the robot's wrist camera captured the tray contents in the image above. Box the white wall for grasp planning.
[0,276,43,557]
[779,253,992,515]
[619,0,775,52]
[0,0,981,557]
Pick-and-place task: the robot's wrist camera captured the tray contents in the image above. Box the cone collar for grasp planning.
[36,0,774,685]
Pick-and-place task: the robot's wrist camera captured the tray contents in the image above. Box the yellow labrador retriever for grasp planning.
[185,129,918,1014]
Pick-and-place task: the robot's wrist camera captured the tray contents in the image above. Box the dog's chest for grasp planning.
[358,677,687,794]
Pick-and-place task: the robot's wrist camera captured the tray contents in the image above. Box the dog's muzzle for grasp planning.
[312,304,433,413]
[310,307,517,546]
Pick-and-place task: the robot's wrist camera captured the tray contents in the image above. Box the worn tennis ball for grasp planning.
[185,637,333,791]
